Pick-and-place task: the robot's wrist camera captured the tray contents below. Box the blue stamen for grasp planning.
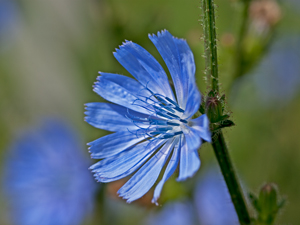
[156,127,172,132]
[165,97,185,112]
[156,112,174,120]
[166,112,180,119]
[167,121,180,126]
[156,96,168,105]
[174,106,185,113]
[165,97,179,106]
[159,104,176,113]
[150,120,167,126]
[160,131,183,139]
[149,131,161,136]
[153,105,165,112]
[179,119,188,123]
[161,134,175,139]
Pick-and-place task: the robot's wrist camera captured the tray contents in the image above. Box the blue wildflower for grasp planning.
[85,30,211,204]
[195,168,239,225]
[3,120,96,225]
[233,36,300,109]
[254,36,300,105]
[145,201,196,225]
[0,0,19,45]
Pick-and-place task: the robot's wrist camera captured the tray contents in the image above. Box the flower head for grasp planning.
[3,119,96,225]
[85,30,211,204]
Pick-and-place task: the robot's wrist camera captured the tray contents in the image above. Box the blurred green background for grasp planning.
[0,0,299,224]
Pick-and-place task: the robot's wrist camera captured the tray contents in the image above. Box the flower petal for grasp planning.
[183,87,201,119]
[172,37,201,117]
[90,139,166,182]
[85,103,138,132]
[93,73,153,115]
[113,41,175,100]
[183,127,202,151]
[190,114,211,142]
[177,43,201,119]
[88,131,146,159]
[149,30,188,107]
[118,138,175,203]
[177,137,201,181]
[99,72,151,98]
[152,137,180,205]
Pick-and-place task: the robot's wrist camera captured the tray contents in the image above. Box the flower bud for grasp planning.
[205,96,223,123]
[258,183,279,223]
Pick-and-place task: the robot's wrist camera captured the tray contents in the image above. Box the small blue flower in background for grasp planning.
[0,0,19,45]
[85,30,211,204]
[253,36,300,106]
[232,36,300,109]
[3,119,96,225]
[145,167,238,225]
[286,0,300,8]
[195,168,239,225]
[145,201,196,225]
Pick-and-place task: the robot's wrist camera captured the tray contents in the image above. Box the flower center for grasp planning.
[127,92,188,140]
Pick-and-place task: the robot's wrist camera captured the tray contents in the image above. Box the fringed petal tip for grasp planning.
[117,190,132,203]
[113,40,134,54]
[117,189,162,206]
[118,189,161,205]
[148,29,170,39]
[92,80,100,89]
[172,36,187,42]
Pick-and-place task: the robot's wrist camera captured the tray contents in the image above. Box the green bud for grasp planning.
[205,96,223,123]
[258,183,279,224]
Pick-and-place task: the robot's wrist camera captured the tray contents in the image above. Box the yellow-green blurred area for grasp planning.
[0,0,300,224]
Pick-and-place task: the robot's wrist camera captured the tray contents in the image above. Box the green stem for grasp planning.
[201,0,211,83]
[207,0,219,92]
[212,131,251,224]
[201,0,252,224]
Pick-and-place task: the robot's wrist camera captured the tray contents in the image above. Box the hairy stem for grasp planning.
[201,0,251,224]
[202,0,219,92]
[212,131,251,224]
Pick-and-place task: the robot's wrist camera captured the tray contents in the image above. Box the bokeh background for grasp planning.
[0,0,299,224]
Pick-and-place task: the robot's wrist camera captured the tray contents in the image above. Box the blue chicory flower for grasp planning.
[2,119,96,225]
[85,30,211,204]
